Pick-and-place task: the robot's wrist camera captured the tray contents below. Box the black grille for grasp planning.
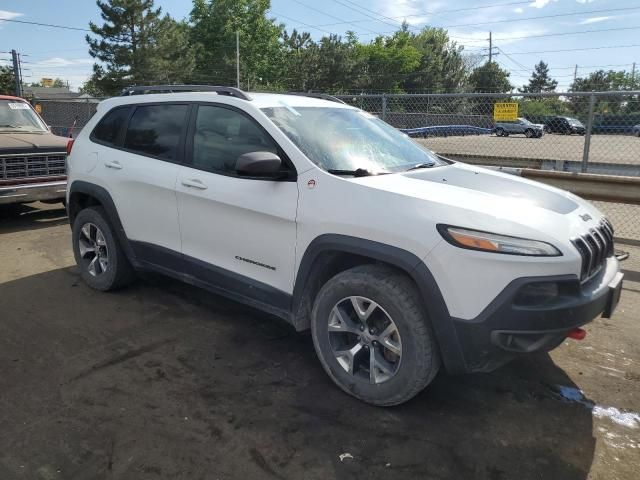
[0,154,66,180]
[572,219,615,282]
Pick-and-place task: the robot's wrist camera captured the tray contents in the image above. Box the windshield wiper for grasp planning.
[406,162,436,171]
[327,168,384,177]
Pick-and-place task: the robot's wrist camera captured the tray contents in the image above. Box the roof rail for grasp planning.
[285,92,347,104]
[120,85,252,100]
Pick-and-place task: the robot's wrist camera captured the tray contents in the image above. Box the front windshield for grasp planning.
[518,117,532,125]
[261,106,444,173]
[567,118,583,127]
[0,100,48,133]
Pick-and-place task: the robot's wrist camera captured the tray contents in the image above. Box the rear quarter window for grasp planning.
[91,107,130,146]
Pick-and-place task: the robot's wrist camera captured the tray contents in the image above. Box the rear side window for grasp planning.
[124,104,188,161]
[92,107,130,145]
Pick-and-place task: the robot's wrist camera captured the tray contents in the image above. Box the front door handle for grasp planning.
[181,178,208,190]
[104,160,123,170]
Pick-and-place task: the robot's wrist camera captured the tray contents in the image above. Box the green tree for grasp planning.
[401,27,467,93]
[86,0,194,95]
[519,61,557,93]
[569,69,634,115]
[189,0,284,89]
[468,61,512,93]
[0,66,15,95]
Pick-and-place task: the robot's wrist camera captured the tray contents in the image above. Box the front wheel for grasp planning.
[72,206,136,291]
[495,127,504,137]
[311,265,440,406]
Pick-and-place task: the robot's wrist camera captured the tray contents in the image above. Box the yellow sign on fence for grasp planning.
[493,102,518,121]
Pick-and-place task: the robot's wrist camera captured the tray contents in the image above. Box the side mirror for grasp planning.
[235,151,283,176]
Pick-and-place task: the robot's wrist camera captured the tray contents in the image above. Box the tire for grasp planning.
[311,264,440,406]
[543,126,550,134]
[72,206,136,291]
[495,127,504,137]
[525,129,534,138]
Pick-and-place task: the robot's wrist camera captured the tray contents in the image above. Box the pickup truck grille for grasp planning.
[572,219,615,282]
[0,153,67,181]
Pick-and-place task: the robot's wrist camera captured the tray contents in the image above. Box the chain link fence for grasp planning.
[336,91,640,177]
[33,92,639,243]
[34,98,102,138]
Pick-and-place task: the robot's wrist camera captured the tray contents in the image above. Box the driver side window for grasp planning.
[192,105,278,174]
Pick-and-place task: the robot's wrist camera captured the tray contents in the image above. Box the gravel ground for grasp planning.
[1,202,639,480]
[416,134,640,166]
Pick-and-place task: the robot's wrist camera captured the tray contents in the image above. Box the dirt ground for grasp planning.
[1,202,639,480]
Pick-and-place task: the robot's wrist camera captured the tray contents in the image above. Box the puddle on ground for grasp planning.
[556,385,640,429]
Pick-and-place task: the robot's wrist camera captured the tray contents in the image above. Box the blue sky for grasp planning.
[0,0,638,91]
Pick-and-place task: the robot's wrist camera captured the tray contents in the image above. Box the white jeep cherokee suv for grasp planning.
[67,86,623,406]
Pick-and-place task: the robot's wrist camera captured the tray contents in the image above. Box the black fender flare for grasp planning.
[292,234,467,373]
[68,180,138,267]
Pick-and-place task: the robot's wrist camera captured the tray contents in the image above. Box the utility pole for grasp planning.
[489,31,492,63]
[11,49,22,97]
[632,62,636,89]
[236,31,240,89]
[573,64,578,84]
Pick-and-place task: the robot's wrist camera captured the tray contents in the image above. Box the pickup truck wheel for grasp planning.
[72,206,135,291]
[311,265,440,406]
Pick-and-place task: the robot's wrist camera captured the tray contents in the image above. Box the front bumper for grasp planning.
[450,256,622,373]
[0,180,67,205]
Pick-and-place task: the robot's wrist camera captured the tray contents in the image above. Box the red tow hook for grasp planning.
[567,328,587,340]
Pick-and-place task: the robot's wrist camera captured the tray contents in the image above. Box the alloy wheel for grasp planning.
[78,222,109,277]
[327,296,402,384]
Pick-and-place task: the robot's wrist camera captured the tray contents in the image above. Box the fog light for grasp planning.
[514,282,559,306]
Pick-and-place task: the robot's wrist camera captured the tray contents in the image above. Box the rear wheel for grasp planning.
[72,206,136,291]
[311,265,440,406]
[495,127,504,137]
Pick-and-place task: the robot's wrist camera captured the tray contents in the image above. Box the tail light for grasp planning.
[66,139,74,156]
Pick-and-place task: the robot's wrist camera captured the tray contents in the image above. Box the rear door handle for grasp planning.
[181,178,208,190]
[104,160,122,170]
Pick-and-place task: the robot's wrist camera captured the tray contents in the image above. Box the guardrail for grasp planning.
[487,167,640,205]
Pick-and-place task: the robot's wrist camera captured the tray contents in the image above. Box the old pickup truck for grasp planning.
[0,95,68,205]
[494,117,544,138]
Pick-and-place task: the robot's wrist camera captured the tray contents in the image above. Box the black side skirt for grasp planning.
[130,241,293,322]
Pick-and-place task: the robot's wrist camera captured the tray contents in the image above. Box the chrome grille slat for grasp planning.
[0,154,66,180]
[572,219,615,283]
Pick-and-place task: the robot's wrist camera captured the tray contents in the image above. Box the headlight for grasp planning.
[437,225,562,257]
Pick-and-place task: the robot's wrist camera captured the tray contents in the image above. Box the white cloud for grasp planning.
[34,57,94,68]
[514,7,524,13]
[29,58,94,90]
[449,26,547,48]
[376,0,437,26]
[529,0,558,8]
[0,10,22,20]
[578,16,613,25]
[576,0,596,3]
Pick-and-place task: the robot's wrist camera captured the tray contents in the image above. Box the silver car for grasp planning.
[494,118,544,138]
[633,124,640,137]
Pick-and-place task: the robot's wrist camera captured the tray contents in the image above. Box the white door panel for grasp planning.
[176,169,298,293]
[100,147,181,252]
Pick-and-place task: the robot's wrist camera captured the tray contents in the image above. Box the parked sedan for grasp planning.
[494,118,544,138]
[633,124,640,137]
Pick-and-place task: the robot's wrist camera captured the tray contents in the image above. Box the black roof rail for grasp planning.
[285,92,347,104]
[120,85,252,100]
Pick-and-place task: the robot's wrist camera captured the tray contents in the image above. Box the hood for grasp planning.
[352,162,603,244]
[0,132,68,154]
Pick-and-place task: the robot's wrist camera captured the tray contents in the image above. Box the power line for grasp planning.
[453,25,640,44]
[502,44,640,56]
[289,0,381,35]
